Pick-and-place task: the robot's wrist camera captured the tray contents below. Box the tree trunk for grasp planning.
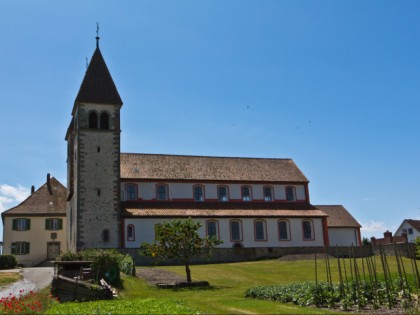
[185,263,192,283]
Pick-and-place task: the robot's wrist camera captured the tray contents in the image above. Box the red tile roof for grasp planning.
[75,47,123,106]
[315,205,361,228]
[122,202,326,218]
[404,219,420,232]
[120,153,308,182]
[2,177,66,217]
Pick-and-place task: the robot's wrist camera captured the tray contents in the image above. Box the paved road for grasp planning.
[0,267,54,298]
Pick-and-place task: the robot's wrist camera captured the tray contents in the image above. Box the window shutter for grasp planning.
[12,219,17,230]
[45,219,50,230]
[58,219,63,230]
[11,243,16,255]
[25,242,30,254]
[26,219,31,230]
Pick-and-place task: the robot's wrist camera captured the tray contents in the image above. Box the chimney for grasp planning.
[47,173,52,195]
[31,186,35,194]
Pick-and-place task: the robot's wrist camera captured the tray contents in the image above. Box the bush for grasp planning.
[56,249,135,285]
[0,255,17,269]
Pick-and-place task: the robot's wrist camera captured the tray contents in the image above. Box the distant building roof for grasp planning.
[120,153,309,183]
[401,219,420,233]
[122,202,325,218]
[2,177,66,217]
[74,46,123,107]
[315,205,361,228]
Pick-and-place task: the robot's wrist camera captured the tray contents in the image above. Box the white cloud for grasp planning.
[0,184,30,212]
[360,220,389,238]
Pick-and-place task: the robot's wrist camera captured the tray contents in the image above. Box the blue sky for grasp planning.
[1,1,419,240]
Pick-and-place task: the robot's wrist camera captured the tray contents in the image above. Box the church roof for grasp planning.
[2,177,66,217]
[315,205,361,228]
[74,45,123,106]
[120,153,309,183]
[122,202,325,217]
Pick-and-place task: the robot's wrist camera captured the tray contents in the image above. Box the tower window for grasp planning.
[100,112,110,129]
[89,111,98,128]
[102,229,110,242]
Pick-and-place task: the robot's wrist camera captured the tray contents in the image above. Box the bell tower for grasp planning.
[65,34,123,251]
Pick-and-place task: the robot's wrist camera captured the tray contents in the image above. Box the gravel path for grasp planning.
[136,268,185,286]
[0,267,54,298]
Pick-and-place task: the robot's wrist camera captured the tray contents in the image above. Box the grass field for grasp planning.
[0,272,21,288]
[4,255,419,314]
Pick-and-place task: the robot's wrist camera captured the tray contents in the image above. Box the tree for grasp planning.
[140,218,223,283]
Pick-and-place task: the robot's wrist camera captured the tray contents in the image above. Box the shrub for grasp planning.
[56,249,135,285]
[0,255,17,269]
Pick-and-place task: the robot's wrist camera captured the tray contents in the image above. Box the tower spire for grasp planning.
[96,22,100,48]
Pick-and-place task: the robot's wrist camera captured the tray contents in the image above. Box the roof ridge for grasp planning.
[121,152,293,161]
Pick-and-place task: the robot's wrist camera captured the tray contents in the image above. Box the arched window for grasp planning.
[263,186,273,202]
[278,220,290,241]
[156,184,168,200]
[100,111,110,129]
[218,186,229,202]
[127,225,135,241]
[241,186,252,202]
[302,220,314,240]
[254,220,267,241]
[206,220,219,239]
[230,220,242,241]
[125,184,137,201]
[88,111,98,129]
[286,186,296,201]
[193,185,204,202]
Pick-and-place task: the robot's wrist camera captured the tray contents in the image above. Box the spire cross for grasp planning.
[96,22,100,48]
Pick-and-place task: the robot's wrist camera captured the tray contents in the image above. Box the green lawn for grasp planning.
[0,272,21,288]
[4,255,416,314]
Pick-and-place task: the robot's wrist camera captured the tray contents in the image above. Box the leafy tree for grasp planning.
[362,237,371,246]
[416,236,420,259]
[140,218,223,283]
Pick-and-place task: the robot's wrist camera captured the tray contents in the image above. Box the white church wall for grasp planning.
[124,217,324,249]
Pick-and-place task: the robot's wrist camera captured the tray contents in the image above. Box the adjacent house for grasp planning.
[394,219,420,243]
[2,176,67,266]
[315,205,361,246]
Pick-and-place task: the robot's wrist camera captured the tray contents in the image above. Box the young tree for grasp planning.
[140,218,223,283]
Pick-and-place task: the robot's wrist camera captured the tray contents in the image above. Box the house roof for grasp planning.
[2,177,66,217]
[120,153,309,183]
[122,202,325,218]
[401,219,420,233]
[74,44,123,107]
[315,205,361,228]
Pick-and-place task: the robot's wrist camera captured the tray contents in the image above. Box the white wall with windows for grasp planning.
[123,217,324,248]
[121,182,307,202]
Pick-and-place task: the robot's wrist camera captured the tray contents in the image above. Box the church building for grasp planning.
[65,36,361,254]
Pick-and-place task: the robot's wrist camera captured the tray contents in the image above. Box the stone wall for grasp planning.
[120,246,374,266]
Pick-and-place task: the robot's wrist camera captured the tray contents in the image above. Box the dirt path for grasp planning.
[136,268,185,286]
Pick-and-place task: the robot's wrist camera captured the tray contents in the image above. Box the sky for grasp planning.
[1,1,419,241]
